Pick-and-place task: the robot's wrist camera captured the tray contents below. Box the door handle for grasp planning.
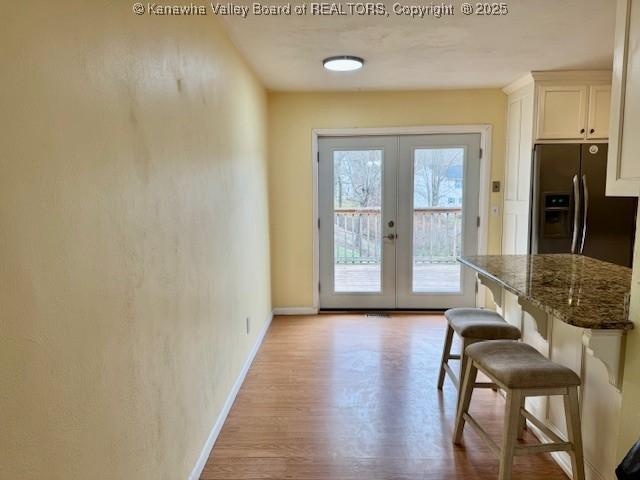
[385,233,397,240]
[580,174,589,254]
[571,174,580,254]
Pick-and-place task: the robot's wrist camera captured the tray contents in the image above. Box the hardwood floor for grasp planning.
[201,314,568,479]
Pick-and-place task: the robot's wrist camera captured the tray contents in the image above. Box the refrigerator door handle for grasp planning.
[580,174,589,254]
[571,174,580,254]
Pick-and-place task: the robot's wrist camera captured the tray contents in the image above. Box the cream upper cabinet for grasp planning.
[607,0,640,197]
[536,85,588,140]
[587,85,611,140]
[536,82,612,142]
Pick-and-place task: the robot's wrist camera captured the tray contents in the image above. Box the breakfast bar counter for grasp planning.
[458,254,632,480]
[458,254,633,330]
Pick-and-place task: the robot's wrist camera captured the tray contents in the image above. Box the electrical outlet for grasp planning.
[246,317,250,335]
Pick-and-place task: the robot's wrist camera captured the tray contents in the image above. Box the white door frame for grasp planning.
[311,125,493,312]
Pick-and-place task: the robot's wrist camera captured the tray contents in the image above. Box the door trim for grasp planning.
[311,125,493,312]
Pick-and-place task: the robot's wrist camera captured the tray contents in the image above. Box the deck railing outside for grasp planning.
[334,207,462,265]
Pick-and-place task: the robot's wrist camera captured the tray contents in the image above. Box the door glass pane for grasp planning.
[333,150,382,292]
[412,148,463,293]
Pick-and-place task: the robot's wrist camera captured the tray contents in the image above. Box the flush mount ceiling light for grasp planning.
[323,56,364,72]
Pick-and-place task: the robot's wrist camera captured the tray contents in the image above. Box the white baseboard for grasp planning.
[188,311,273,480]
[272,307,318,315]
[527,420,604,480]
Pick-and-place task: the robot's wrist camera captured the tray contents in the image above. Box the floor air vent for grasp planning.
[365,312,390,318]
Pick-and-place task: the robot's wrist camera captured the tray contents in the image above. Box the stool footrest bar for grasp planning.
[443,363,459,389]
[514,442,572,455]
[462,413,500,455]
[521,408,565,444]
[474,382,499,389]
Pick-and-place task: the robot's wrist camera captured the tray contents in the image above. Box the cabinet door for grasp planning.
[536,85,588,140]
[587,85,611,140]
[607,0,640,196]
[503,87,534,255]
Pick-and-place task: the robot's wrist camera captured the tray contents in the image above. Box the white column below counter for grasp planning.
[483,281,623,480]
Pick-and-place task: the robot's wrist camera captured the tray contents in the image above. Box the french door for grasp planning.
[318,133,481,309]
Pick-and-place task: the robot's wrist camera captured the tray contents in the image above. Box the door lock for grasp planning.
[388,220,394,227]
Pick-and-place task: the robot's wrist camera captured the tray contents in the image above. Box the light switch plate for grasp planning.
[492,181,501,193]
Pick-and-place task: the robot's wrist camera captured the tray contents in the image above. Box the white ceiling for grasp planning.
[220,0,616,91]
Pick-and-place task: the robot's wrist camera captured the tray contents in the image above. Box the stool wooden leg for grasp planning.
[457,338,480,412]
[459,338,471,390]
[437,324,454,390]
[517,395,526,440]
[453,359,477,444]
[499,389,523,480]
[563,386,585,480]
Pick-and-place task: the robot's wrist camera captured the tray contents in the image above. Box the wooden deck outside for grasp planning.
[335,263,461,293]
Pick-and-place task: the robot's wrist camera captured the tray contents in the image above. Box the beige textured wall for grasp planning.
[268,90,507,308]
[0,2,271,479]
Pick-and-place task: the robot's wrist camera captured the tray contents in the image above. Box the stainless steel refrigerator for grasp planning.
[531,143,637,267]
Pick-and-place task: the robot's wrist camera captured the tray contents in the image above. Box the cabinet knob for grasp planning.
[580,128,586,134]
[590,128,595,134]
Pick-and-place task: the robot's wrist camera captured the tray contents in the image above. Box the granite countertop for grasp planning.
[458,254,633,330]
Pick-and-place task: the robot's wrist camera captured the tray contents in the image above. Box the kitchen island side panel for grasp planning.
[500,288,622,480]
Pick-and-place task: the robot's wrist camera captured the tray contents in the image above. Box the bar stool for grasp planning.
[438,308,521,391]
[454,340,585,480]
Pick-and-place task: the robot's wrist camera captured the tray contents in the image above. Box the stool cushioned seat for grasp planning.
[465,340,581,389]
[445,308,521,340]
